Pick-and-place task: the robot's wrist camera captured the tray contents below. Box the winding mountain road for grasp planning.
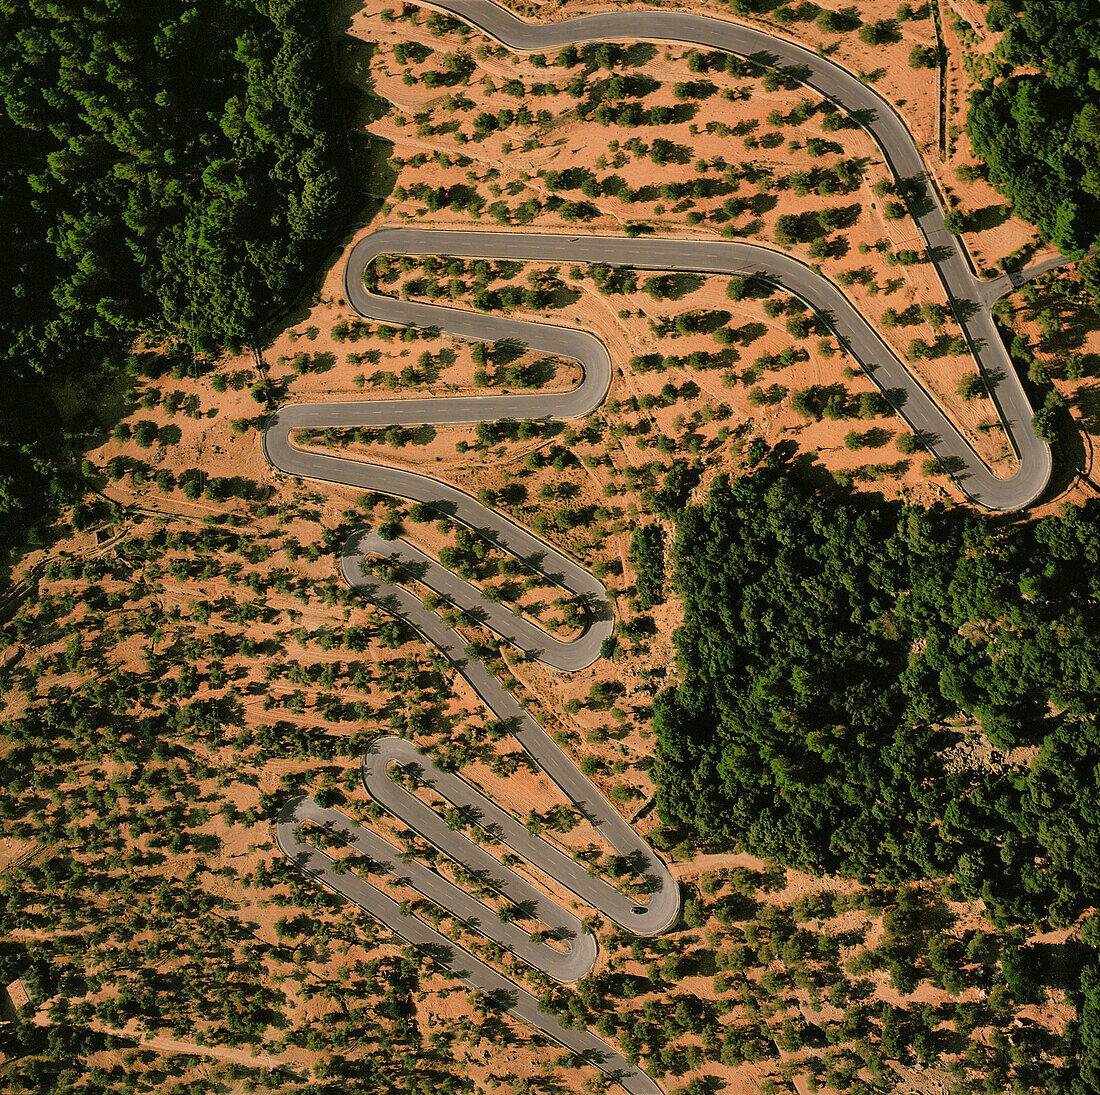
[268,3,1059,1091]
[277,797,660,1093]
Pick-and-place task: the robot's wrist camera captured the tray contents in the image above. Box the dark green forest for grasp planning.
[655,464,1100,927]
[654,462,1100,1084]
[0,0,349,558]
[969,1,1100,256]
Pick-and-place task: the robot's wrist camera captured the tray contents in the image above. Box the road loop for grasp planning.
[268,4,1057,1090]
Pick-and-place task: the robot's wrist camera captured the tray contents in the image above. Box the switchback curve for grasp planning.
[266,5,1060,1092]
[414,0,1052,509]
[275,794,662,1094]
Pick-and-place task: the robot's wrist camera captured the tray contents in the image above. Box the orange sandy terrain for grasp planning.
[2,3,1097,1095]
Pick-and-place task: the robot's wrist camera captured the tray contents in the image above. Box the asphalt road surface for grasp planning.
[267,4,1063,1091]
[276,796,661,1095]
[407,0,1054,510]
[350,530,611,671]
[338,532,680,946]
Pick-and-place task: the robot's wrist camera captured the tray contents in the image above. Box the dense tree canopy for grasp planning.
[0,0,349,554]
[968,1,1100,256]
[654,463,1100,928]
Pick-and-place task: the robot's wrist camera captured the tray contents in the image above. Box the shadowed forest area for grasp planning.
[0,0,352,563]
[654,456,1100,1090]
[969,1,1100,262]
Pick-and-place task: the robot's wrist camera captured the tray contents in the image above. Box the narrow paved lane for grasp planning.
[267,5,1060,1091]
[411,0,1052,509]
[339,537,680,944]
[351,530,610,671]
[276,797,661,1095]
[320,226,1042,508]
[359,736,676,937]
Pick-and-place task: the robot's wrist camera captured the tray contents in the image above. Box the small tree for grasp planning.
[816,8,861,33]
[791,388,817,418]
[786,315,811,339]
[909,44,938,69]
[943,210,967,235]
[133,420,158,448]
[922,302,948,328]
[1032,390,1066,442]
[957,372,985,400]
[859,19,902,45]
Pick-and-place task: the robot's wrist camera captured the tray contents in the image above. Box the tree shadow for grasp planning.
[785,449,837,495]
[1072,382,1100,435]
[830,203,864,230]
[938,455,969,476]
[883,386,910,410]
[490,338,527,366]
[734,321,769,346]
[549,284,581,309]
[1027,294,1100,355]
[623,41,657,67]
[970,204,1012,232]
[782,62,815,83]
[953,297,980,322]
[747,49,781,69]
[1033,940,1090,994]
[749,193,779,217]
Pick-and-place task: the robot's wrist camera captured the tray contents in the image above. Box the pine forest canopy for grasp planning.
[653,462,1100,1090]
[969,0,1100,257]
[654,463,1100,930]
[0,0,350,556]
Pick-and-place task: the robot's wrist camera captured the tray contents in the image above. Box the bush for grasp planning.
[179,469,204,499]
[908,44,938,69]
[132,420,159,448]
